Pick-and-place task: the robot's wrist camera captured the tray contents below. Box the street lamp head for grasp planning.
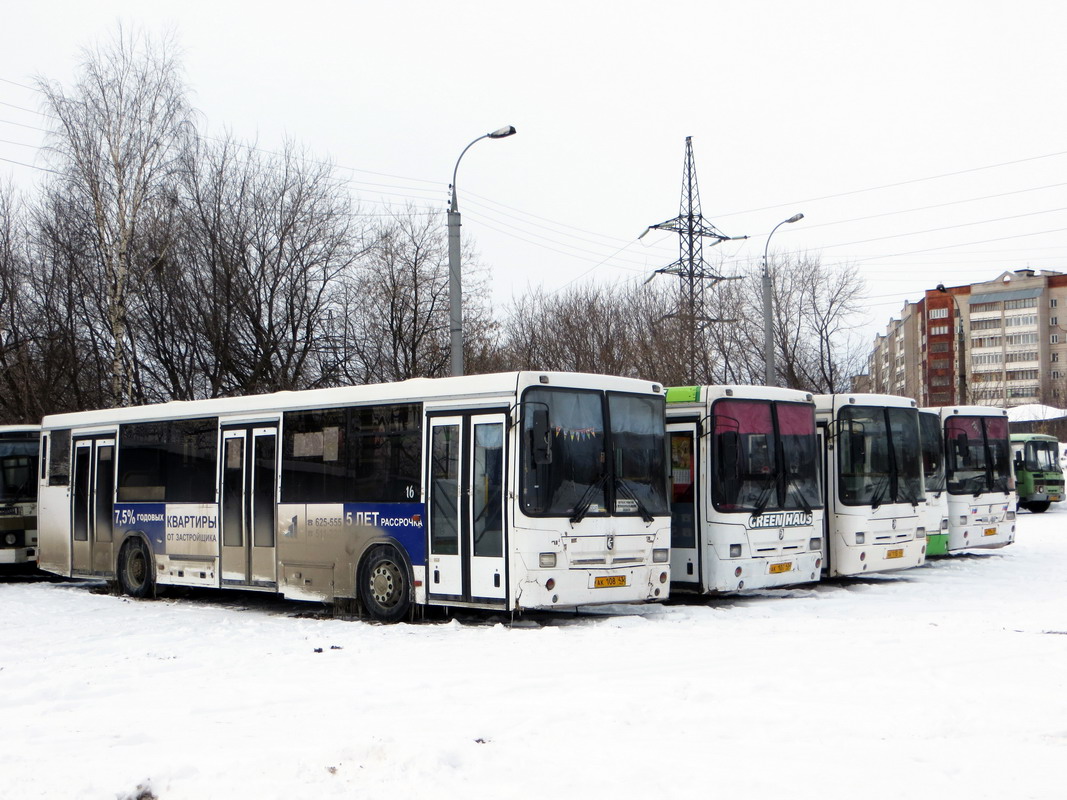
[786,213,804,224]
[488,126,517,139]
[936,283,947,293]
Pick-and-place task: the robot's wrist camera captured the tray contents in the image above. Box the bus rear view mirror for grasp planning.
[531,409,552,465]
[719,431,740,476]
[954,432,969,463]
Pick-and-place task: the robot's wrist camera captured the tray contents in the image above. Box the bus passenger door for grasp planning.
[667,422,701,587]
[469,414,506,602]
[220,425,278,588]
[71,436,115,576]
[427,411,508,606]
[427,417,463,597]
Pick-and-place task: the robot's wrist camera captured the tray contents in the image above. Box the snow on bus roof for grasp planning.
[1007,404,1067,423]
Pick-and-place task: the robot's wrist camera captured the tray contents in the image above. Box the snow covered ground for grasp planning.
[4,509,1066,800]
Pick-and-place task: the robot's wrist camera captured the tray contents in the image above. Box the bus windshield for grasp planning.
[837,405,922,507]
[1025,440,1060,472]
[711,399,821,514]
[946,415,1012,495]
[0,439,39,503]
[919,412,946,493]
[520,388,668,518]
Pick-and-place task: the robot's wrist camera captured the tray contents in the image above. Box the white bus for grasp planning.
[666,386,823,593]
[0,425,40,566]
[36,372,672,621]
[924,405,1015,551]
[814,394,927,577]
[918,410,950,556]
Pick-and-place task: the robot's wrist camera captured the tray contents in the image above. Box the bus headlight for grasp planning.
[652,548,669,563]
[855,532,865,545]
[729,544,742,558]
[538,553,556,568]
[1006,510,1016,521]
[915,527,926,539]
[809,538,822,552]
[4,533,14,545]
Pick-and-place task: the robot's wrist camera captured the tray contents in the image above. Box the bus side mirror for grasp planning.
[849,431,866,467]
[954,432,969,462]
[719,431,740,476]
[531,409,552,465]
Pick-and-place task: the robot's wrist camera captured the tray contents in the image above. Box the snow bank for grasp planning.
[3,509,1066,799]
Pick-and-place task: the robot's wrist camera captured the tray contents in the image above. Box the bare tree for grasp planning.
[36,25,192,406]
[337,209,491,384]
[178,136,362,396]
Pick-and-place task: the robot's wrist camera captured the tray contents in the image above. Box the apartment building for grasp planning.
[859,269,1067,408]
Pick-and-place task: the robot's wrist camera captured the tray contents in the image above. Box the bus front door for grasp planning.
[220,425,278,589]
[71,436,116,576]
[427,412,507,607]
[667,422,701,588]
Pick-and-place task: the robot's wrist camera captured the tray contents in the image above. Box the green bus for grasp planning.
[1010,433,1064,513]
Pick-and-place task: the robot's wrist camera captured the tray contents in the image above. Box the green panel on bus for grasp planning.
[666,386,701,404]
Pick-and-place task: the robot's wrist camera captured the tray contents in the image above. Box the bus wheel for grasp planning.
[358,546,411,623]
[119,538,155,599]
[1028,501,1050,513]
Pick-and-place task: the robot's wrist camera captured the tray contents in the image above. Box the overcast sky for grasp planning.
[3,1,1066,349]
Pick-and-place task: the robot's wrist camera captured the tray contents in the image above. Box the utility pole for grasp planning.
[644,137,746,383]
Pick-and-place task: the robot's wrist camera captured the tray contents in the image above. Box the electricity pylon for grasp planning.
[643,136,746,383]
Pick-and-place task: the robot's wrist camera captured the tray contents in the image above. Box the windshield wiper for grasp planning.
[616,478,655,524]
[750,481,775,517]
[869,473,892,510]
[3,478,29,508]
[570,473,609,525]
[787,479,813,515]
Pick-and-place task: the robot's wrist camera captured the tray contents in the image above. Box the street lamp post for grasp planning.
[762,213,804,387]
[936,283,967,404]
[447,125,517,377]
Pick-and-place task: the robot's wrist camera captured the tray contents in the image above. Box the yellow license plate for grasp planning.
[594,575,627,588]
[886,549,904,559]
[768,561,792,574]
[984,527,997,536]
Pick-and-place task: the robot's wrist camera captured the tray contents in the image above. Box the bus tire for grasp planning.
[358,546,411,623]
[1028,501,1050,513]
[118,537,155,599]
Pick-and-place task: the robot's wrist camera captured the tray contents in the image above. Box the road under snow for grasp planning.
[3,508,1065,799]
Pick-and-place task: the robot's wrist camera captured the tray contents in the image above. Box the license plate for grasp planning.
[886,549,903,559]
[1050,495,1062,502]
[984,527,997,537]
[768,561,792,574]
[594,575,627,588]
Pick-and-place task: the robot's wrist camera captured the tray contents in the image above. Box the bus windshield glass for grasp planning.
[0,438,39,503]
[946,415,1012,495]
[919,412,946,493]
[837,405,921,507]
[521,388,668,518]
[608,393,669,517]
[711,399,821,513]
[1026,440,1060,472]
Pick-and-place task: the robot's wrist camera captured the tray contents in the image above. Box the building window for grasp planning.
[971,318,1002,331]
[1051,298,1059,309]
[1005,314,1037,327]
[929,325,950,336]
[1005,297,1038,310]
[970,301,1001,313]
[930,342,949,353]
[1053,334,1061,345]
[1053,352,1061,363]
[928,307,949,320]
[1051,316,1059,326]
